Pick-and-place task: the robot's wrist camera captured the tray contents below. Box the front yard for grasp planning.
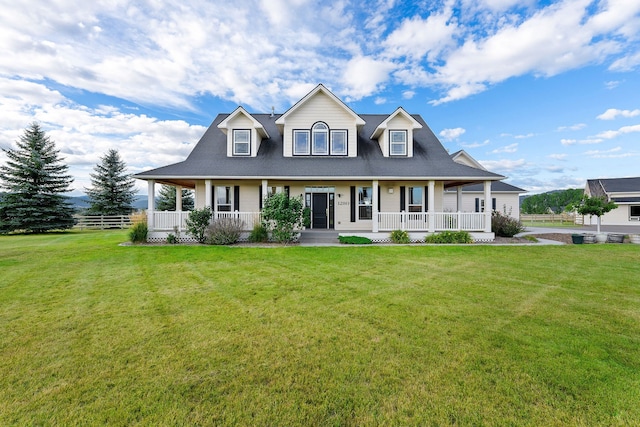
[1,231,638,425]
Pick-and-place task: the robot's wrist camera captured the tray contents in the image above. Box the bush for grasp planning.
[166,233,178,244]
[128,221,148,243]
[185,207,212,243]
[390,229,410,244]
[491,211,525,237]
[261,193,304,243]
[425,231,472,244]
[248,223,269,243]
[205,217,244,245]
[338,235,372,244]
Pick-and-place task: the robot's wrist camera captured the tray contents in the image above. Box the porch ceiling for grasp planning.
[155,179,197,189]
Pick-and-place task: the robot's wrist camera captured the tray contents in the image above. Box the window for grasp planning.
[389,130,407,156]
[358,186,372,220]
[312,123,328,155]
[216,186,232,212]
[294,130,310,155]
[233,129,250,156]
[408,187,423,212]
[631,205,640,220]
[330,130,347,155]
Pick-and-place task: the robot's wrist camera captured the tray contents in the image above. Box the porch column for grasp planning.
[428,180,435,232]
[456,186,463,212]
[262,179,268,202]
[372,180,379,232]
[205,179,212,208]
[484,180,492,232]
[176,185,182,212]
[147,180,155,230]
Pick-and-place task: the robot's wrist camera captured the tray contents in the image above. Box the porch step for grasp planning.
[298,231,340,245]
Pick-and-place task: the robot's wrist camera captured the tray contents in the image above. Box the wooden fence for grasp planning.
[74,215,133,230]
[520,213,577,223]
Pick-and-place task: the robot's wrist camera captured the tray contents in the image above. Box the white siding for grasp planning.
[443,192,521,220]
[282,91,358,157]
[225,114,261,157]
[386,115,414,157]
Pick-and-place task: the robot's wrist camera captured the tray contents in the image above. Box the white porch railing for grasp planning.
[377,212,486,231]
[151,211,261,231]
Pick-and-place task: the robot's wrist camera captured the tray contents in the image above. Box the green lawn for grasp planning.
[521,220,580,228]
[1,231,639,425]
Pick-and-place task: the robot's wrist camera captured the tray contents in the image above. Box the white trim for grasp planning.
[370,107,422,140]
[217,106,269,139]
[136,175,506,181]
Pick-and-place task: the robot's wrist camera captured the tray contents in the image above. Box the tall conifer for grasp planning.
[0,123,75,233]
[85,149,137,215]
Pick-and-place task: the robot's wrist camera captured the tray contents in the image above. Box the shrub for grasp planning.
[128,220,148,243]
[166,233,178,244]
[390,229,410,244]
[491,211,525,237]
[185,207,212,243]
[425,231,472,244]
[248,223,269,243]
[261,193,304,243]
[338,235,372,244]
[205,217,244,245]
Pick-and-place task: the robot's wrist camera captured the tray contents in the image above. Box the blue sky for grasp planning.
[1,0,639,195]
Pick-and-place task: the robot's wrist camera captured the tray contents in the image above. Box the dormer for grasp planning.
[217,107,269,158]
[370,107,423,157]
[275,84,365,158]
[451,150,487,170]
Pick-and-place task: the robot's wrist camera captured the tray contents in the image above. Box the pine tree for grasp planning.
[156,184,194,211]
[0,123,75,233]
[85,149,137,215]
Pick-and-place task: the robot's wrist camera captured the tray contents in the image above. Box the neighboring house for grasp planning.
[135,84,508,241]
[583,177,640,226]
[444,150,525,220]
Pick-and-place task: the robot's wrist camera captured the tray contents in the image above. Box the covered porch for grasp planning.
[144,178,496,241]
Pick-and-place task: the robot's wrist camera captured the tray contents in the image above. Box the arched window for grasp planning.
[312,122,328,155]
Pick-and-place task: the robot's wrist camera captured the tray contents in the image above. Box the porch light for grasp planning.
[388,187,394,194]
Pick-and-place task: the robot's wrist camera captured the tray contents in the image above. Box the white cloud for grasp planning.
[604,80,620,89]
[374,97,387,105]
[402,90,415,99]
[561,138,603,145]
[461,140,490,148]
[514,133,534,139]
[557,123,587,131]
[439,127,466,141]
[583,146,637,158]
[0,78,206,194]
[429,0,640,104]
[549,153,568,160]
[341,56,395,100]
[478,158,527,172]
[609,51,640,71]
[596,124,640,139]
[596,108,640,120]
[492,143,518,153]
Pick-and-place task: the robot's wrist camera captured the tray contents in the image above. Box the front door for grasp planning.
[312,193,328,229]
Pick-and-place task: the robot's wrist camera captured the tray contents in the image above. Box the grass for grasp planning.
[1,230,639,425]
[521,220,580,228]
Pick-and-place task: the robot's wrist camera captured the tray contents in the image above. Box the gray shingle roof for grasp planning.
[445,182,526,193]
[588,177,640,195]
[135,113,505,182]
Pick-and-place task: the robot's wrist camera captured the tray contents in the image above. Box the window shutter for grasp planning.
[234,186,240,211]
[400,186,406,211]
[259,185,262,210]
[378,185,381,211]
[350,186,356,222]
[492,198,497,211]
[424,185,429,212]
[285,186,290,197]
[211,185,215,213]
[475,198,479,213]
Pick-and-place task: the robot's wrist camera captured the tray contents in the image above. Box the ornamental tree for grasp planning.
[0,123,75,233]
[156,184,194,211]
[576,195,617,233]
[85,149,137,215]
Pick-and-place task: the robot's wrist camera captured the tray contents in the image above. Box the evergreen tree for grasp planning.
[156,184,194,211]
[0,123,75,233]
[85,149,137,215]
